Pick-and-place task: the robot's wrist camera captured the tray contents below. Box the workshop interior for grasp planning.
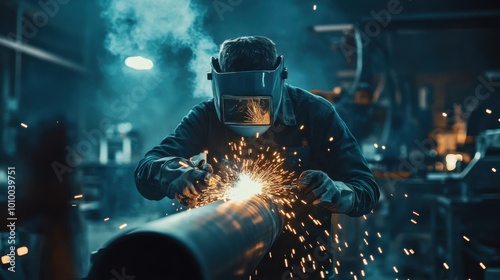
[1,0,500,279]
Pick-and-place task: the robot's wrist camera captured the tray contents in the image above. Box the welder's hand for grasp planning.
[296,170,355,213]
[161,157,213,207]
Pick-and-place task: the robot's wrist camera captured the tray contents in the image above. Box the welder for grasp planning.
[134,36,380,279]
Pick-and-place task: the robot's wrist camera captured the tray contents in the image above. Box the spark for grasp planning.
[119,223,127,230]
[382,145,386,150]
[104,217,110,221]
[194,142,295,206]
[1,255,10,264]
[374,143,379,148]
[20,123,28,128]
[329,137,334,142]
[74,194,83,199]
[377,232,382,238]
[404,193,408,198]
[463,236,470,242]
[378,247,383,254]
[492,168,497,173]
[362,259,368,265]
[17,246,28,256]
[225,173,264,202]
[300,125,305,130]
[486,109,492,114]
[404,248,409,255]
[443,262,449,269]
[245,99,270,124]
[411,219,417,224]
[393,266,399,273]
[364,231,369,236]
[409,249,415,254]
[412,211,420,216]
[442,112,448,117]
[480,262,486,269]
[313,4,317,10]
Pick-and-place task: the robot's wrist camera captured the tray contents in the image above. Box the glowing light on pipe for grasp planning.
[124,56,154,70]
[225,173,264,202]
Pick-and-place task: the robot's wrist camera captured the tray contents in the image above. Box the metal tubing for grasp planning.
[88,195,284,280]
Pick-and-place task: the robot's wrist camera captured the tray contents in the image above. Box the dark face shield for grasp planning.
[208,56,288,137]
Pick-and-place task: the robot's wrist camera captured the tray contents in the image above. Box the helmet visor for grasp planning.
[222,96,272,125]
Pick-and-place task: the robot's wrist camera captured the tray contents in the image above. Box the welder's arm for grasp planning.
[297,170,355,213]
[301,107,380,217]
[134,103,210,203]
[136,157,213,207]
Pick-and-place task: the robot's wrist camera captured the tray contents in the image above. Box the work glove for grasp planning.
[296,170,355,213]
[161,154,213,207]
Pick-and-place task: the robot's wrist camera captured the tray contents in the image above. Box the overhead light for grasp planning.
[124,56,154,70]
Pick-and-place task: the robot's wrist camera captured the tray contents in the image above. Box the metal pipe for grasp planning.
[87,195,284,280]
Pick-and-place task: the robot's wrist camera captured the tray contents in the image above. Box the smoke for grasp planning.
[101,0,218,97]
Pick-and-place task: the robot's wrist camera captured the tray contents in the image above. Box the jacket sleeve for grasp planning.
[134,103,209,201]
[313,104,380,217]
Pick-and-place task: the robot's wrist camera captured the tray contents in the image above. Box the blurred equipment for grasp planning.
[88,195,284,280]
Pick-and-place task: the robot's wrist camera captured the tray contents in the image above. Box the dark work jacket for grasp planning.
[135,84,380,280]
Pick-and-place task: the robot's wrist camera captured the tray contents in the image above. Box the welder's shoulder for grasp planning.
[185,99,216,118]
[285,84,335,112]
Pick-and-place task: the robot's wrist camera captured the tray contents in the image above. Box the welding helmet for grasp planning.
[207,56,288,137]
